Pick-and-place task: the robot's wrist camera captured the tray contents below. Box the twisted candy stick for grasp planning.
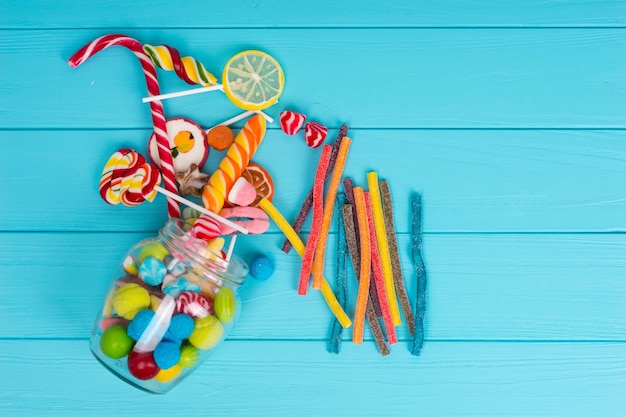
[68,34,180,218]
[144,44,218,86]
[202,114,266,214]
[100,149,161,206]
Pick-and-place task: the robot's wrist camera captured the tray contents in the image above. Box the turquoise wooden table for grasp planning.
[1,1,625,415]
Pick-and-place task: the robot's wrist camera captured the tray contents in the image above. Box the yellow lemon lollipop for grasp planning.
[222,50,284,111]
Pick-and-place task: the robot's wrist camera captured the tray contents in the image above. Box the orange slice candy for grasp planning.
[241,162,274,206]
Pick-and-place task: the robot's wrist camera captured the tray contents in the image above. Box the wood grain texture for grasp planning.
[1,29,625,129]
[1,340,625,417]
[2,129,625,233]
[3,0,626,28]
[1,232,624,341]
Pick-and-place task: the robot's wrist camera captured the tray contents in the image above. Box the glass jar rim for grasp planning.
[158,218,248,288]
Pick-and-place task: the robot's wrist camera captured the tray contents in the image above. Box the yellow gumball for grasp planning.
[155,365,182,383]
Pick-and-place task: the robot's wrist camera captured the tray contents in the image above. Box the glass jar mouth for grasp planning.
[158,218,248,288]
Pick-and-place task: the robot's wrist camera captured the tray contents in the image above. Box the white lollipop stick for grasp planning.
[207,111,274,134]
[225,234,238,262]
[154,185,248,235]
[133,294,176,353]
[142,84,224,103]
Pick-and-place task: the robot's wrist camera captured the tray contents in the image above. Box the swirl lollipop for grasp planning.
[100,149,249,242]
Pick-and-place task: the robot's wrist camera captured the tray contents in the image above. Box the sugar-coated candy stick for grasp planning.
[364,192,397,345]
[311,137,352,289]
[281,125,349,253]
[258,198,352,328]
[143,44,218,86]
[351,188,371,345]
[327,193,348,354]
[202,114,266,214]
[410,193,427,356]
[298,145,332,295]
[68,34,180,218]
[380,180,415,336]
[343,177,383,317]
[367,172,401,326]
[342,205,390,356]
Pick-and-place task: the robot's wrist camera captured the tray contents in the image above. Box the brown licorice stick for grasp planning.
[343,177,383,318]
[380,180,415,336]
[281,125,349,253]
[342,204,390,355]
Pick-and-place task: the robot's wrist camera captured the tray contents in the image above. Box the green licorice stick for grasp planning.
[328,193,348,354]
[281,125,349,253]
[380,180,415,337]
[342,204,390,356]
[410,193,427,356]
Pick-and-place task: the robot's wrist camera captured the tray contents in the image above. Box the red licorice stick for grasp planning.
[365,192,397,344]
[281,125,349,253]
[68,34,180,218]
[344,177,383,318]
[298,145,333,295]
[352,187,371,345]
[311,137,352,289]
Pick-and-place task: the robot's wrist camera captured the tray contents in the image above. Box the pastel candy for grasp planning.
[123,255,138,275]
[112,283,151,320]
[304,122,328,148]
[154,340,181,369]
[188,315,224,350]
[164,313,195,342]
[137,242,170,264]
[178,343,199,368]
[227,177,257,207]
[214,287,236,324]
[191,214,222,241]
[139,257,167,286]
[162,278,201,297]
[218,206,270,235]
[249,255,275,281]
[127,309,155,341]
[176,292,213,318]
[279,110,306,135]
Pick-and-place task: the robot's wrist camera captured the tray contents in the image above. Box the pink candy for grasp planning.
[280,111,306,135]
[304,122,328,148]
[228,177,257,207]
[176,291,213,318]
[192,214,222,241]
[219,206,270,235]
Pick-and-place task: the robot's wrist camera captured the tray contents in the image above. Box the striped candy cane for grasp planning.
[68,34,181,218]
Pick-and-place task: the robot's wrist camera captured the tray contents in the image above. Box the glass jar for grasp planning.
[90,219,248,394]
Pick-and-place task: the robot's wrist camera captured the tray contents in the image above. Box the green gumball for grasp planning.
[214,287,236,324]
[100,325,134,359]
[137,242,170,264]
[178,343,199,368]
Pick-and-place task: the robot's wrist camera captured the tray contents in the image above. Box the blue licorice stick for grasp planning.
[328,192,348,354]
[410,193,427,356]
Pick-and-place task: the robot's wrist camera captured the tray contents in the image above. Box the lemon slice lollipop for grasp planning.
[222,50,284,111]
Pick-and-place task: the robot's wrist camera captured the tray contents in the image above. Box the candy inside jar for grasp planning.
[91,219,248,394]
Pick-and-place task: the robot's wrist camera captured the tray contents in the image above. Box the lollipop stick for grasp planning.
[142,84,224,103]
[225,234,238,261]
[154,185,248,235]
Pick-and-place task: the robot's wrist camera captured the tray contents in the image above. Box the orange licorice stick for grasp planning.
[352,187,371,344]
[311,137,352,289]
[298,145,332,295]
[365,192,397,344]
[202,114,266,214]
[366,171,401,326]
[258,198,352,328]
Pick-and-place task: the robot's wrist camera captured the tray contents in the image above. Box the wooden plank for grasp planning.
[0,340,624,416]
[1,232,624,340]
[1,29,625,129]
[2,0,625,28]
[2,129,625,233]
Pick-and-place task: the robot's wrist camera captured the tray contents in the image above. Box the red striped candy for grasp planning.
[279,111,306,136]
[304,122,328,148]
[192,214,222,241]
[176,291,213,317]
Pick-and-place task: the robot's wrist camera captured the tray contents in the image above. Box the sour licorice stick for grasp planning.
[328,193,348,354]
[344,177,382,318]
[364,192,397,344]
[410,193,427,355]
[281,125,349,253]
[367,172,401,326]
[380,180,415,336]
[298,145,332,295]
[312,137,352,289]
[342,205,389,355]
[258,198,351,328]
[352,187,371,344]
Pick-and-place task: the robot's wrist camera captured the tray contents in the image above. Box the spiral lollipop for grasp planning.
[100,149,249,240]
[143,44,218,86]
[68,34,181,218]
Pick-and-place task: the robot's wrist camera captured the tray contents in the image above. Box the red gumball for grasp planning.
[128,350,160,380]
